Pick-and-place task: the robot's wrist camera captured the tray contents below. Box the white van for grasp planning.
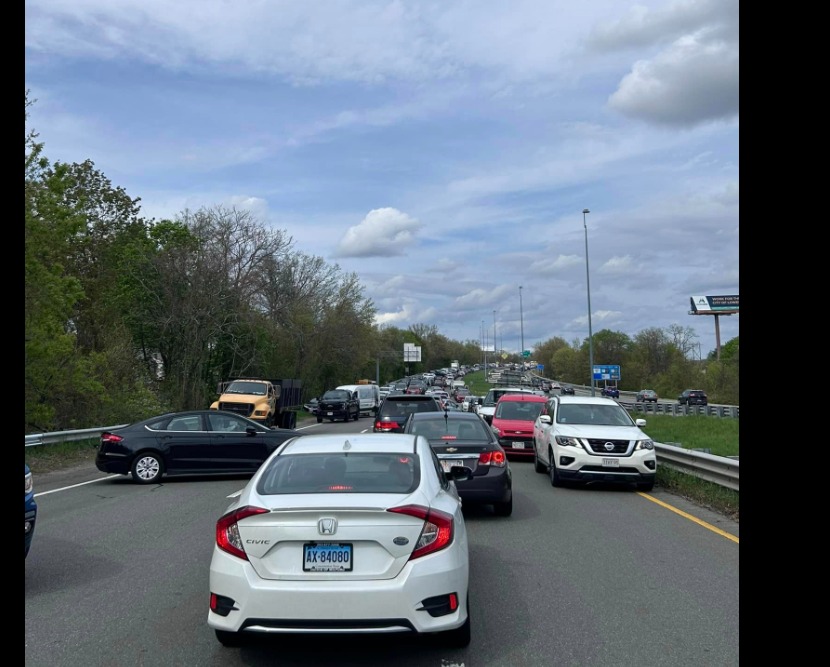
[336,384,380,417]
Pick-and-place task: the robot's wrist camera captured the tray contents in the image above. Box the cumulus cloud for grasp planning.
[333,207,422,258]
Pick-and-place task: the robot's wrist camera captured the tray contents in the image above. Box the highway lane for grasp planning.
[25,419,739,667]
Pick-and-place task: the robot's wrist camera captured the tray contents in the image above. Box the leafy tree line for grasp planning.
[25,93,737,433]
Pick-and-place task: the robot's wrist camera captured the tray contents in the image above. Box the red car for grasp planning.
[489,393,548,459]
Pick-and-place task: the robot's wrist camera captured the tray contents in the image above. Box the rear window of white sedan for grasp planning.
[256,453,421,495]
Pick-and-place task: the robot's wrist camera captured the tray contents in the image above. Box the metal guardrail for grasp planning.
[25,425,128,447]
[654,442,739,491]
[25,424,740,493]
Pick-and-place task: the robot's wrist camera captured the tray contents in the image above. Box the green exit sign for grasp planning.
[522,350,530,357]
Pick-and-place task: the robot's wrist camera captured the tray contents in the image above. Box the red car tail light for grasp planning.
[216,506,270,560]
[388,504,454,560]
[101,432,123,445]
[374,420,402,431]
[478,451,507,467]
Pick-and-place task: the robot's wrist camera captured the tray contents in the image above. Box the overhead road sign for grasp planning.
[592,364,620,381]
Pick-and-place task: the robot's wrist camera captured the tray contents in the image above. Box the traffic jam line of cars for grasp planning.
[29,373,659,649]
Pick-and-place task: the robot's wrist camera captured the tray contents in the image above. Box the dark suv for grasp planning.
[316,389,360,423]
[600,385,620,398]
[677,389,708,406]
[373,394,442,433]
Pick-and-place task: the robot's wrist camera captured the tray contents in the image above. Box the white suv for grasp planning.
[532,395,656,491]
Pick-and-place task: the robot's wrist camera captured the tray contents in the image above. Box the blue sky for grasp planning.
[25,0,738,359]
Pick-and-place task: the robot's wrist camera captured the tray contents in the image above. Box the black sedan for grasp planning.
[95,410,302,484]
[560,385,575,395]
[402,411,513,516]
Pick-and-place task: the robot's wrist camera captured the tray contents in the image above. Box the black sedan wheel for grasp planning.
[131,452,164,484]
[493,494,513,517]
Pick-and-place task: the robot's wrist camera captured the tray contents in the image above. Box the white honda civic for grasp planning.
[208,432,472,648]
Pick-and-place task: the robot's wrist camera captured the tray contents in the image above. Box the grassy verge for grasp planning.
[27,438,100,474]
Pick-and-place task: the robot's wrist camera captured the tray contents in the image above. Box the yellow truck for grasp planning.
[210,378,303,429]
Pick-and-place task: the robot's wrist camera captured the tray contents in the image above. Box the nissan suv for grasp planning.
[373,394,442,433]
[532,395,656,491]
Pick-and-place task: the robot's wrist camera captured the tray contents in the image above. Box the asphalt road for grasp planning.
[25,418,739,667]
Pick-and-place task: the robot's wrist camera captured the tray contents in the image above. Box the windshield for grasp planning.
[556,404,635,426]
[494,401,544,421]
[226,381,267,395]
[256,453,420,495]
[322,390,350,400]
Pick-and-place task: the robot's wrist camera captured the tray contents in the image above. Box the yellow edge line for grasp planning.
[637,492,739,544]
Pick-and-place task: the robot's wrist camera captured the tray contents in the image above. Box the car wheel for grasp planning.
[440,597,471,648]
[637,480,655,492]
[131,452,163,484]
[548,449,562,488]
[353,409,360,421]
[214,629,245,647]
[493,494,513,517]
[316,416,322,423]
[533,446,545,474]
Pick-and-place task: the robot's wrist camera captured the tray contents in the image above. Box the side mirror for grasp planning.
[538,414,552,425]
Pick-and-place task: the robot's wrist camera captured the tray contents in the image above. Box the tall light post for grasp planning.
[583,208,595,396]
[493,310,497,359]
[519,286,524,361]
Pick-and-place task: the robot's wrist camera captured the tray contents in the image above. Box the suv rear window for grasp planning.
[378,396,441,419]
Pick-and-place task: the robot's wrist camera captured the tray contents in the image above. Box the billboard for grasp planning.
[689,294,739,315]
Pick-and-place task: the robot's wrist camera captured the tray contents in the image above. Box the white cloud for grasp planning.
[333,208,422,258]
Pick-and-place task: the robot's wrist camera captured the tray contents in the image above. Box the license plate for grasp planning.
[602,458,620,467]
[512,441,525,449]
[303,543,353,572]
[440,459,457,473]
[327,411,333,416]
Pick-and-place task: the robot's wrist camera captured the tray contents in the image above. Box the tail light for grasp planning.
[478,451,507,467]
[374,420,402,431]
[216,506,270,560]
[101,432,123,445]
[388,504,454,560]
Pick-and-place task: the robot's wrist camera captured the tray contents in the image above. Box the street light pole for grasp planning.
[519,286,524,361]
[583,208,595,396]
[493,310,497,359]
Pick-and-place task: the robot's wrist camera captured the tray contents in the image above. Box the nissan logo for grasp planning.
[603,442,615,452]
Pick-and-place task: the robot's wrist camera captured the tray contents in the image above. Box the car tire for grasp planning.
[440,598,471,648]
[548,449,562,487]
[493,494,513,517]
[214,629,245,647]
[316,417,322,423]
[637,480,655,492]
[353,409,359,421]
[533,446,545,474]
[131,452,164,484]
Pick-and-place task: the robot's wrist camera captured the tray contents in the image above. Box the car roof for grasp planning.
[382,394,436,401]
[278,433,419,455]
[496,393,547,402]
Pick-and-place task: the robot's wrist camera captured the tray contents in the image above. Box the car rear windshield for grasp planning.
[379,398,439,418]
[256,453,421,495]
[494,401,544,421]
[408,418,491,441]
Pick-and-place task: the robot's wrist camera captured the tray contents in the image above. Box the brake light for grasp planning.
[101,432,123,445]
[388,504,454,559]
[216,506,270,560]
[374,420,401,431]
[478,451,506,467]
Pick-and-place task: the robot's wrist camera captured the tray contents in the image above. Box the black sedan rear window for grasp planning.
[257,453,421,495]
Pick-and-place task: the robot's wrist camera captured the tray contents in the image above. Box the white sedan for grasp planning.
[208,432,473,648]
